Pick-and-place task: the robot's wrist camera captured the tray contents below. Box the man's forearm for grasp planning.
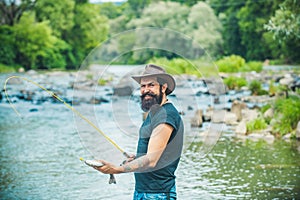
[120,155,151,173]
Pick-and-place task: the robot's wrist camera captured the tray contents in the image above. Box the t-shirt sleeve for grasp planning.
[151,106,178,131]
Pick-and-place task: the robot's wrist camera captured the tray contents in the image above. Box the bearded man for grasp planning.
[95,64,184,200]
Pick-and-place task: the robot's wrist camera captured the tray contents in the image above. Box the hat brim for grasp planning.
[131,73,175,95]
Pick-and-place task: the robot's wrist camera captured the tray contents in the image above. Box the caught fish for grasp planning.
[80,158,116,184]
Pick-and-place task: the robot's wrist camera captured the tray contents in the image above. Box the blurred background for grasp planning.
[0,0,299,71]
[1,0,300,199]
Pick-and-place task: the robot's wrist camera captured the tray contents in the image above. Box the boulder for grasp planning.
[89,97,103,104]
[247,129,274,143]
[113,85,133,96]
[242,108,259,122]
[18,67,25,73]
[204,78,227,95]
[191,109,203,127]
[269,118,278,126]
[279,75,294,86]
[210,110,237,124]
[26,69,37,75]
[187,105,193,111]
[282,133,292,142]
[113,74,135,96]
[247,133,263,141]
[203,106,213,122]
[263,108,274,119]
[225,112,238,125]
[235,120,247,135]
[263,133,275,144]
[211,110,226,123]
[231,100,246,121]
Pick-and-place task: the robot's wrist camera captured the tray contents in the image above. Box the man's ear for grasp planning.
[162,83,168,94]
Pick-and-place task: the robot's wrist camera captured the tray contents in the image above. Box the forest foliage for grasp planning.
[0,0,299,71]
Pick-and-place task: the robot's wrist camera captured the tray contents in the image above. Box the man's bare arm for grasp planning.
[96,123,173,174]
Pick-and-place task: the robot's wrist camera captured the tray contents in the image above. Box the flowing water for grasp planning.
[0,67,300,199]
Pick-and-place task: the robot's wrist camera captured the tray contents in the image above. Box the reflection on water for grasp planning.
[179,134,300,199]
[1,101,300,199]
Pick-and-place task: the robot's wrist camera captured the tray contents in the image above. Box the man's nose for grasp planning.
[142,85,151,93]
[144,87,150,93]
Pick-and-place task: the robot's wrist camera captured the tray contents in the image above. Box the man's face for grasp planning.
[140,77,163,112]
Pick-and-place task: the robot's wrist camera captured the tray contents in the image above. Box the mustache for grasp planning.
[141,92,156,99]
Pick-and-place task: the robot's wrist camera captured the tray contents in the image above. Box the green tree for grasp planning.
[127,1,189,30]
[187,2,223,58]
[209,0,246,57]
[236,0,281,60]
[109,15,131,34]
[264,0,300,62]
[68,3,109,68]
[124,1,222,61]
[13,12,67,69]
[0,25,16,65]
[265,0,300,41]
[125,1,191,62]
[126,0,151,17]
[0,0,36,26]
[35,0,75,38]
[163,0,201,7]
[99,2,124,19]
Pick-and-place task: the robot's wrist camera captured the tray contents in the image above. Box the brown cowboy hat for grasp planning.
[131,64,176,95]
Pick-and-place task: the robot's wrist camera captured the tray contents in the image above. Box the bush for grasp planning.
[273,96,300,135]
[98,78,108,86]
[249,80,262,95]
[215,55,245,73]
[248,80,268,95]
[223,76,247,90]
[98,76,113,86]
[269,59,286,65]
[246,117,268,133]
[149,57,200,76]
[241,61,263,72]
[268,80,278,96]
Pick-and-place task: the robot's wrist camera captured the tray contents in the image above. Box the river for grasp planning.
[0,66,300,199]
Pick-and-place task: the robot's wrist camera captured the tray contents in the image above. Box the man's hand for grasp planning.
[121,154,136,165]
[93,160,123,174]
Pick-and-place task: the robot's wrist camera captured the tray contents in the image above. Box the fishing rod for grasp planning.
[3,75,130,184]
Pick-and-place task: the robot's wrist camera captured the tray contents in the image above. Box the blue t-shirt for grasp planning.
[134,103,184,193]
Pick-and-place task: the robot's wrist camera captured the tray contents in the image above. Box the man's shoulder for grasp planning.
[163,102,179,113]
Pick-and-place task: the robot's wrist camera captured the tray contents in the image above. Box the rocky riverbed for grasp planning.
[1,65,300,147]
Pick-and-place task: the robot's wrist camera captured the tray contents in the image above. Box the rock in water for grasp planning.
[191,109,203,127]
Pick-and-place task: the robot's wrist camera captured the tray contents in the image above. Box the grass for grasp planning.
[0,63,16,73]
[246,117,268,133]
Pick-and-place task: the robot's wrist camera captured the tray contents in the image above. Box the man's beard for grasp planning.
[140,89,163,112]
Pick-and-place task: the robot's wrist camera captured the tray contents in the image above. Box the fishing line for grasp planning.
[3,75,130,183]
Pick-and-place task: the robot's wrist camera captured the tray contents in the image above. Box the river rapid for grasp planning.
[0,66,300,199]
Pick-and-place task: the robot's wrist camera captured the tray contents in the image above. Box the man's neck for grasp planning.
[160,96,168,106]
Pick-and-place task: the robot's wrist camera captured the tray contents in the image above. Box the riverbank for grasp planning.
[1,65,300,147]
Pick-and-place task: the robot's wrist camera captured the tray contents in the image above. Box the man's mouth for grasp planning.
[144,94,153,99]
[142,93,155,100]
